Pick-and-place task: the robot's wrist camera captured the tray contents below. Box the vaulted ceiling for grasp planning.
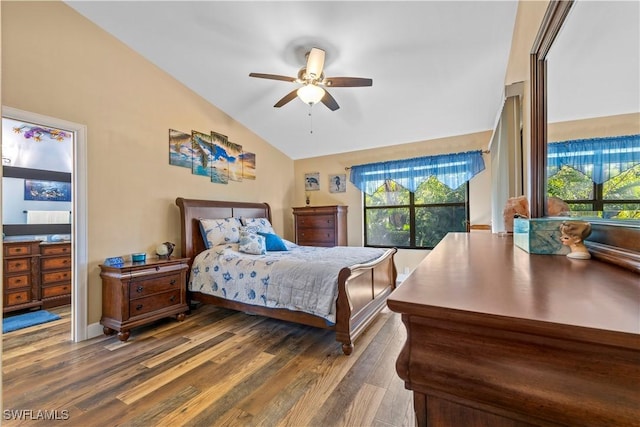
[66,1,520,159]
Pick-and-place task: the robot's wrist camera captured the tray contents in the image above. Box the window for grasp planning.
[548,164,640,219]
[364,177,468,249]
[547,134,640,219]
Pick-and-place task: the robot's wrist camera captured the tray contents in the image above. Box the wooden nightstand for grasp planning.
[292,205,348,247]
[99,257,189,341]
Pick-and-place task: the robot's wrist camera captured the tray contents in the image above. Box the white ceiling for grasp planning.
[65,1,520,159]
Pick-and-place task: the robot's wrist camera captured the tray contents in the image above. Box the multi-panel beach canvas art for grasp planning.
[210,132,230,185]
[169,129,256,184]
[168,129,192,168]
[241,152,256,180]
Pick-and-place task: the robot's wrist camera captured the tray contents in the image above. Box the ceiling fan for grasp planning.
[249,47,372,111]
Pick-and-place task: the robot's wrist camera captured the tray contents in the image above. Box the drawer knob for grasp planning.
[169,295,176,302]
[15,295,22,300]
[16,279,22,284]
[136,286,144,293]
[62,259,69,264]
[15,248,22,252]
[170,279,176,286]
[136,304,143,311]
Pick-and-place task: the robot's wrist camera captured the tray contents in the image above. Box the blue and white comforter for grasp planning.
[189,242,386,324]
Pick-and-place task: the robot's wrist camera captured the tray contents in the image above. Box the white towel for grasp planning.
[26,211,70,224]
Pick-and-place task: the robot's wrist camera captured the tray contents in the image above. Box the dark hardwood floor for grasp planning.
[2,304,414,426]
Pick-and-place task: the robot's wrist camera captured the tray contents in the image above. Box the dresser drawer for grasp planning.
[42,270,72,284]
[5,258,31,273]
[6,274,31,290]
[297,215,335,229]
[298,228,336,244]
[129,290,181,317]
[41,244,71,256]
[6,291,30,306]
[4,244,36,257]
[42,283,71,298]
[42,256,71,270]
[129,273,182,298]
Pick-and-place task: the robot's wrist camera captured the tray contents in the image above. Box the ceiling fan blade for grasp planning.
[274,89,299,108]
[249,73,297,83]
[324,77,373,87]
[321,90,340,111]
[306,48,325,79]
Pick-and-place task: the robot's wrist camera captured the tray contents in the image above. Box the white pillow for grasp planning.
[199,218,241,248]
[238,231,266,255]
[241,217,275,234]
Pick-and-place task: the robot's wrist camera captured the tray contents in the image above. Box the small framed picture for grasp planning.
[329,174,346,193]
[305,172,320,191]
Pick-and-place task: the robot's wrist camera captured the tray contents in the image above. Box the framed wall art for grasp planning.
[305,172,320,191]
[24,179,71,202]
[329,174,347,193]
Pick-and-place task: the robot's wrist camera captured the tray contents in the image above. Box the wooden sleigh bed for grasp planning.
[176,197,397,355]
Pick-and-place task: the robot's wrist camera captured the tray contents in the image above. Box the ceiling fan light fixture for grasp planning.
[297,84,325,105]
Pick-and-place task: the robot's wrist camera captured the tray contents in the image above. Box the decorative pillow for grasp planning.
[241,217,275,234]
[239,231,266,255]
[239,225,261,235]
[199,218,241,248]
[257,231,288,251]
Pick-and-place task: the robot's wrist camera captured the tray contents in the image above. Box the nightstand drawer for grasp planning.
[41,245,71,256]
[42,256,71,270]
[6,291,30,306]
[5,259,31,273]
[130,290,181,317]
[296,215,335,229]
[5,244,35,257]
[43,283,71,298]
[129,273,182,298]
[6,274,31,289]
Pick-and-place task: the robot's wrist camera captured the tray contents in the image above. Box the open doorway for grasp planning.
[2,107,87,341]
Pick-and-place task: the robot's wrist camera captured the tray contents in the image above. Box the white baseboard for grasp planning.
[87,322,104,339]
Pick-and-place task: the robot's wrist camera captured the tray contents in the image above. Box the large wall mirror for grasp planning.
[531,0,640,271]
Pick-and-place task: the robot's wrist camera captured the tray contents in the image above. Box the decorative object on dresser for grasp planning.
[559,220,592,259]
[3,240,42,313]
[39,242,71,309]
[99,257,189,342]
[293,205,347,247]
[155,241,175,259]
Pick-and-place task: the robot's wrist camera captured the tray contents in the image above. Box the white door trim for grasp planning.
[2,106,88,342]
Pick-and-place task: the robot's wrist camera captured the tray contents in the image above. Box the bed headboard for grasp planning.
[175,197,272,263]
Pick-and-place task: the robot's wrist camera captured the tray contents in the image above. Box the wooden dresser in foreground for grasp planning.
[292,205,347,247]
[387,233,640,427]
[100,257,189,341]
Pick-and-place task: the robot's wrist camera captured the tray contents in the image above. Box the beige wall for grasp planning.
[549,113,640,141]
[1,1,294,324]
[293,131,493,273]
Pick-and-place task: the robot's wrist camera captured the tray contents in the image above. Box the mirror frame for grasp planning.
[530,0,640,273]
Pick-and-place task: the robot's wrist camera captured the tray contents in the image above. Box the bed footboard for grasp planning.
[335,248,397,355]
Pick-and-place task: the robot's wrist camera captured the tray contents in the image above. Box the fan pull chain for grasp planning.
[308,104,314,134]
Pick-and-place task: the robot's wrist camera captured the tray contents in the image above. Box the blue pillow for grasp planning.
[257,232,288,251]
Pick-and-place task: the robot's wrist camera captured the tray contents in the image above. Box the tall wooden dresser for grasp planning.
[292,205,347,247]
[39,242,72,309]
[3,240,42,313]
